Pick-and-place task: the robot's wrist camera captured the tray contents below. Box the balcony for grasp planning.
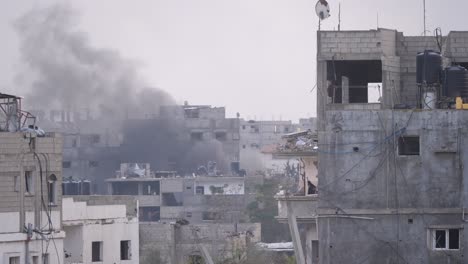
[275,194,318,223]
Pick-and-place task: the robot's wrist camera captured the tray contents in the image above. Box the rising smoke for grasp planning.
[15,4,174,117]
[14,4,231,187]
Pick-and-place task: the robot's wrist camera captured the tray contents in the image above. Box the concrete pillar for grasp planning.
[287,201,305,264]
[342,76,349,104]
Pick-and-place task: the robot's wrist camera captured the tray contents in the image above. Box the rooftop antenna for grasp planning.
[377,12,379,29]
[423,0,426,36]
[338,3,341,31]
[315,0,331,31]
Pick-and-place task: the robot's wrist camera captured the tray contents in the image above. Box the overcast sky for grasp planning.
[1,0,467,121]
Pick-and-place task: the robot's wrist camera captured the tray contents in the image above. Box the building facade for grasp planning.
[62,196,139,264]
[0,94,65,264]
[314,29,468,263]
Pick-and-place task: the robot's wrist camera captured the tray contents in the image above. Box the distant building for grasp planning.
[239,119,316,175]
[62,196,139,264]
[106,163,260,264]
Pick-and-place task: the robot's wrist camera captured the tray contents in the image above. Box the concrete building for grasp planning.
[274,131,319,264]
[310,29,468,264]
[0,93,65,264]
[239,119,317,175]
[62,196,139,264]
[105,163,260,264]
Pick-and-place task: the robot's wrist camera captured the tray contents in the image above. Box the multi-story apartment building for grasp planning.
[0,93,64,264]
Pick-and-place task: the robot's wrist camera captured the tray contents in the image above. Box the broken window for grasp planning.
[196,186,205,195]
[202,212,221,221]
[92,241,103,262]
[112,182,139,195]
[433,229,460,250]
[398,136,420,156]
[162,193,183,206]
[191,132,203,141]
[142,181,160,195]
[120,240,131,260]
[326,60,382,104]
[62,161,71,168]
[139,206,160,222]
[215,131,227,141]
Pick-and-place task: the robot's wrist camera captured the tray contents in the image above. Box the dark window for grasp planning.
[162,193,183,206]
[62,161,71,168]
[215,131,227,141]
[326,60,382,103]
[435,230,446,249]
[284,127,289,133]
[242,125,246,130]
[112,182,139,195]
[72,139,77,148]
[120,240,131,260]
[9,257,19,264]
[48,182,56,204]
[433,229,460,250]
[142,181,160,195]
[196,186,205,195]
[186,212,192,217]
[202,212,220,221]
[186,186,192,190]
[25,171,33,194]
[139,206,160,222]
[398,136,420,156]
[449,229,460,249]
[91,241,103,262]
[89,161,99,168]
[242,145,246,149]
[191,132,203,141]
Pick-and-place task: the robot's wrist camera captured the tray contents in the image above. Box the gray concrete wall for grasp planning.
[317,109,468,263]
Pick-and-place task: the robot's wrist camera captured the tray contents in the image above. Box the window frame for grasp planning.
[91,241,103,262]
[431,228,461,251]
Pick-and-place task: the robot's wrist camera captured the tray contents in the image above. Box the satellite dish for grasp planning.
[315,0,331,20]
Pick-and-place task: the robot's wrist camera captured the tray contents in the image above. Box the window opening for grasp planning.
[196,186,205,195]
[433,229,460,250]
[202,212,221,221]
[25,171,33,194]
[120,240,131,260]
[48,181,56,204]
[139,206,160,222]
[215,131,227,141]
[142,181,160,195]
[62,161,71,168]
[326,60,382,104]
[398,136,420,156]
[92,241,103,262]
[9,257,20,264]
[162,193,183,206]
[188,255,205,264]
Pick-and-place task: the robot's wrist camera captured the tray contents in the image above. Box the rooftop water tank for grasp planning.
[417,50,442,85]
[443,66,468,97]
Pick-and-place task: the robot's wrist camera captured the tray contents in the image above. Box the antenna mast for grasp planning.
[338,3,341,31]
[423,0,426,36]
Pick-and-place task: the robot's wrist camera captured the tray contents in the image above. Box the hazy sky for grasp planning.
[1,0,467,121]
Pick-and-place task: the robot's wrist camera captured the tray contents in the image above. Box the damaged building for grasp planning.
[303,28,468,264]
[239,118,316,175]
[106,163,260,264]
